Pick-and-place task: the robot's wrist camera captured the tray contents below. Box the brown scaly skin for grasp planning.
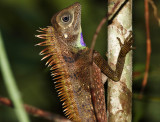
[36,2,133,122]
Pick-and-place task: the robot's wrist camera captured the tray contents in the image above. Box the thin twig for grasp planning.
[89,16,107,58]
[148,0,160,26]
[0,96,70,122]
[140,0,151,98]
[89,16,107,95]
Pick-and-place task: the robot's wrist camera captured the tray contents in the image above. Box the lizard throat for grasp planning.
[80,32,86,47]
[72,30,86,50]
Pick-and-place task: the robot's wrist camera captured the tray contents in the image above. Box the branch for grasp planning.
[0,30,30,122]
[149,0,160,26]
[140,0,152,98]
[107,0,132,121]
[0,96,70,122]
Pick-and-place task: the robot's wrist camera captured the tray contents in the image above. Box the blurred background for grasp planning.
[0,0,160,122]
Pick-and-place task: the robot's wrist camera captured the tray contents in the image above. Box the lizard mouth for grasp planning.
[71,2,81,10]
[71,2,81,33]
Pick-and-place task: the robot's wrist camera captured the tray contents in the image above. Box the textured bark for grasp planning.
[107,0,132,122]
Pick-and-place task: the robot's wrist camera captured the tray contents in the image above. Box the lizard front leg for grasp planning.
[93,32,133,82]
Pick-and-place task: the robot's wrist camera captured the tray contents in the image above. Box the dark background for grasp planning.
[0,0,160,122]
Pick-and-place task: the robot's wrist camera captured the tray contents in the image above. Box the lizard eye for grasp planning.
[61,14,70,23]
[56,12,73,28]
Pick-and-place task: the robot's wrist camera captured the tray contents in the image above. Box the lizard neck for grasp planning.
[68,27,86,53]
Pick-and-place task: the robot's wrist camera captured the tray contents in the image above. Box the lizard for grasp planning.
[36,2,133,122]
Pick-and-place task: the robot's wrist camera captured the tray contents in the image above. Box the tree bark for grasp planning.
[107,0,132,121]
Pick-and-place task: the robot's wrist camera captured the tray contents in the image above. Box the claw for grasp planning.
[131,47,136,50]
[117,31,134,56]
[117,37,123,47]
[125,32,132,42]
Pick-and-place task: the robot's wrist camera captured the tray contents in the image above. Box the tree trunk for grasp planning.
[107,0,132,121]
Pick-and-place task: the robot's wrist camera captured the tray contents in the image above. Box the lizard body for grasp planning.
[36,2,133,122]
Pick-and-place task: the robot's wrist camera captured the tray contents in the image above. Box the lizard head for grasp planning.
[51,2,86,50]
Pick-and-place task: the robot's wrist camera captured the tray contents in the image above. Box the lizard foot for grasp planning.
[117,32,134,56]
